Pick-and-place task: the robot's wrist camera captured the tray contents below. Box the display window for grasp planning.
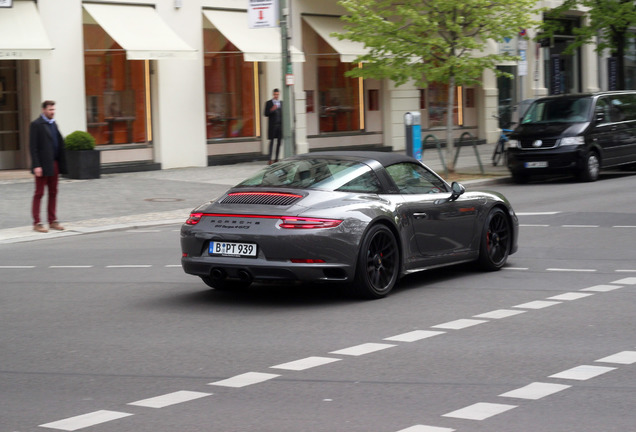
[316,38,361,133]
[203,29,256,140]
[422,83,459,128]
[83,24,149,146]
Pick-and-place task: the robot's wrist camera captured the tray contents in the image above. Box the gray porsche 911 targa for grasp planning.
[181,151,518,299]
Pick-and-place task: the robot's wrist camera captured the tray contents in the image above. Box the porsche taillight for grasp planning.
[185,213,203,225]
[278,217,342,229]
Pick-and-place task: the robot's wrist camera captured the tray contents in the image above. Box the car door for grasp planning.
[385,162,480,264]
[591,95,630,166]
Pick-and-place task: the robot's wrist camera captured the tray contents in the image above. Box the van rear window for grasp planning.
[522,98,592,124]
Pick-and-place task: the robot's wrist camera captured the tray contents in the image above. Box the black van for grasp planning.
[506,91,636,182]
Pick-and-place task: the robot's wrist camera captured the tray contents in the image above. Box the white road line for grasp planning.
[39,410,133,431]
[208,372,279,388]
[549,365,616,381]
[581,284,623,292]
[519,224,550,227]
[596,351,636,365]
[128,390,211,408]
[613,225,636,228]
[431,319,488,330]
[547,268,597,272]
[474,309,526,319]
[165,264,182,268]
[516,212,561,216]
[270,356,341,371]
[329,342,396,356]
[612,277,636,285]
[384,330,445,342]
[513,300,561,309]
[442,402,517,420]
[502,267,529,271]
[125,229,162,233]
[106,265,152,268]
[562,225,599,228]
[547,292,594,301]
[49,265,94,269]
[396,425,455,432]
[499,382,571,400]
[616,269,636,273]
[0,265,35,269]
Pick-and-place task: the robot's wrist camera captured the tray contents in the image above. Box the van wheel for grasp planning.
[578,151,600,182]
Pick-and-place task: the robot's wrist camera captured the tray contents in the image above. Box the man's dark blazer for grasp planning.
[29,117,68,176]
[264,99,282,140]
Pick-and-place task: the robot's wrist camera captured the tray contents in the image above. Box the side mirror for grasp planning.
[450,182,465,201]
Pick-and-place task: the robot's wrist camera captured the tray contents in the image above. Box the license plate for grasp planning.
[525,161,548,168]
[209,241,257,257]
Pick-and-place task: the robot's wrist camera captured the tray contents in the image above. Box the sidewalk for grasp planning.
[0,144,509,244]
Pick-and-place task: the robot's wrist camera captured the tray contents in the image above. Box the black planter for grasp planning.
[66,150,100,179]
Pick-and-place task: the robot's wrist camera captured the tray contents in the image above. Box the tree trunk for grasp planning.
[446,76,456,172]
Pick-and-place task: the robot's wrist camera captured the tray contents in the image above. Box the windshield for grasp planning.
[236,158,382,192]
[521,97,592,124]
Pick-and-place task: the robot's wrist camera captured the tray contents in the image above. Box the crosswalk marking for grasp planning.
[209,372,279,388]
[271,356,341,371]
[384,330,445,342]
[432,318,487,330]
[39,410,133,431]
[499,382,571,400]
[128,390,211,408]
[442,402,517,420]
[549,365,616,381]
[330,342,396,356]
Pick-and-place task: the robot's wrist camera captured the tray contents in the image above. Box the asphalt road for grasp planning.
[1,172,635,432]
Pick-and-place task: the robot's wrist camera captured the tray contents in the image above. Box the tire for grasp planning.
[478,207,511,271]
[577,151,600,182]
[200,275,251,291]
[351,225,400,299]
[492,140,504,166]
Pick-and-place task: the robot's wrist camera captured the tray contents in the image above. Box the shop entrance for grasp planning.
[0,60,23,170]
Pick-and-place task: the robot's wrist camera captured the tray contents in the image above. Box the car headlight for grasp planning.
[507,139,520,148]
[559,136,585,146]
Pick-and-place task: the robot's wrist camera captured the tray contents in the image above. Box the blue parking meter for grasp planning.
[404,111,422,160]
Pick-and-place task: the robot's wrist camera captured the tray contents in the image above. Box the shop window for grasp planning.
[316,38,361,133]
[425,83,459,127]
[83,24,149,146]
[0,61,19,151]
[203,29,256,140]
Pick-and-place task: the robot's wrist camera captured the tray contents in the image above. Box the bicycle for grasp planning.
[492,115,514,166]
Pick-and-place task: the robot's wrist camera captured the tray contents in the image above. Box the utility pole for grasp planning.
[279,0,294,157]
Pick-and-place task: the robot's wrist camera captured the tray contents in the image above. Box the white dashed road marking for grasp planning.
[442,402,517,420]
[330,342,396,356]
[547,292,594,301]
[384,330,445,342]
[271,356,341,371]
[612,277,636,285]
[473,309,526,319]
[499,382,571,400]
[513,300,561,309]
[39,410,133,431]
[431,318,487,330]
[547,268,597,272]
[128,390,211,408]
[396,426,455,432]
[596,351,636,365]
[208,372,280,388]
[581,284,623,292]
[549,365,616,381]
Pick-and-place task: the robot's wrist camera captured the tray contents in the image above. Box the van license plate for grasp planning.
[209,241,257,257]
[525,161,548,168]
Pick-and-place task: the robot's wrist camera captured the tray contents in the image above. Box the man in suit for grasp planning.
[264,88,282,164]
[30,100,68,233]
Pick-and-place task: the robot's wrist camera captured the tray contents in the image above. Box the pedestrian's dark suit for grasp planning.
[264,98,282,162]
[30,116,67,225]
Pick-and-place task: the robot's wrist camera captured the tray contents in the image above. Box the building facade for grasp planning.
[0,0,626,172]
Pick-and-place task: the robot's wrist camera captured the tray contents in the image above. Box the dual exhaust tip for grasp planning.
[210,268,252,283]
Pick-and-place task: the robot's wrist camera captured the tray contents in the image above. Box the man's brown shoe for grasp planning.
[49,222,65,231]
[34,224,48,233]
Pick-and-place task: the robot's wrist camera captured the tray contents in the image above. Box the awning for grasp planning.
[303,15,369,63]
[202,9,304,63]
[83,3,196,60]
[0,1,53,59]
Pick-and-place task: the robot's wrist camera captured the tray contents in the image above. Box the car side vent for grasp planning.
[220,192,303,206]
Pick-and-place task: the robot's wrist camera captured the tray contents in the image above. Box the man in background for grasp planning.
[30,100,67,233]
[264,88,282,164]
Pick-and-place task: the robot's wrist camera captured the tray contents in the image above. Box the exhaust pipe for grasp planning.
[210,268,226,280]
[237,269,252,283]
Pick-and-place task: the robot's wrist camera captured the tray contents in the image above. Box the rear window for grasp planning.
[522,97,592,124]
[236,158,382,193]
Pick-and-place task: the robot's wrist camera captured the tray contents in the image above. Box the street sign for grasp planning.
[0,0,14,7]
[248,0,279,29]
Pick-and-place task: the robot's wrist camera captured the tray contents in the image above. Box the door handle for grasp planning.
[413,212,428,219]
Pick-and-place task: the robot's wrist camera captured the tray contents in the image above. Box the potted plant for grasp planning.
[64,131,100,179]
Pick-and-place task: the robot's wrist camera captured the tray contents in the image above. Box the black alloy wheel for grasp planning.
[478,207,511,271]
[352,224,399,299]
[578,151,600,182]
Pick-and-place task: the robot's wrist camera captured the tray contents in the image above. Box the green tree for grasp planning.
[336,0,538,171]
[541,0,636,90]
